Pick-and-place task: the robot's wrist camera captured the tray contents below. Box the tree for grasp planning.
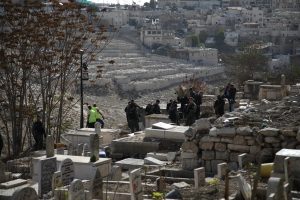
[215,29,225,46]
[223,47,268,83]
[198,31,208,44]
[186,35,200,47]
[149,0,157,9]
[0,0,114,157]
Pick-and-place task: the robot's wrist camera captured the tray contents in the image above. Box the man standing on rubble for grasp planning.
[125,100,141,133]
[214,95,225,117]
[185,97,197,126]
[228,84,237,112]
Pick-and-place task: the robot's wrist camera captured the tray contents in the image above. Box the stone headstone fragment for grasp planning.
[39,157,57,196]
[110,165,122,181]
[238,153,247,169]
[12,187,38,200]
[129,168,143,200]
[237,174,252,200]
[194,167,205,188]
[46,135,54,158]
[77,143,84,156]
[217,162,228,179]
[95,122,101,135]
[52,171,62,193]
[91,168,103,199]
[68,179,85,200]
[89,133,99,161]
[60,158,74,186]
[156,177,166,192]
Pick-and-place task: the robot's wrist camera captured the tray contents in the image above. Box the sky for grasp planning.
[89,0,148,5]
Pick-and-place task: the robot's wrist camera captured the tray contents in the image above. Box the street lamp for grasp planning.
[80,49,84,128]
[79,49,89,129]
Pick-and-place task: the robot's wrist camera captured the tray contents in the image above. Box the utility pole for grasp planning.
[80,49,84,128]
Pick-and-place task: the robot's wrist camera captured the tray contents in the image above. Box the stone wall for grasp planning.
[196,125,300,175]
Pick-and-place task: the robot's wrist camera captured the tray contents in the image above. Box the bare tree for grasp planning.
[0,0,115,157]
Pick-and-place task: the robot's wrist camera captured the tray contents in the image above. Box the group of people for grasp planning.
[166,88,203,126]
[145,100,161,115]
[214,83,237,117]
[87,104,105,128]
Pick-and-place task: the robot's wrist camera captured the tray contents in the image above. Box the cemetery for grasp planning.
[1,14,300,200]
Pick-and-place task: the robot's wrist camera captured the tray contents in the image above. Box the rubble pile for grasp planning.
[182,95,300,175]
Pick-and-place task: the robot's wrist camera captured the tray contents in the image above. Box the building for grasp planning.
[140,26,185,48]
[100,8,129,27]
[174,47,219,65]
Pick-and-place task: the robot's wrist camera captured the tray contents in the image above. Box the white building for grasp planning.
[101,9,129,27]
[188,48,218,65]
[140,26,184,48]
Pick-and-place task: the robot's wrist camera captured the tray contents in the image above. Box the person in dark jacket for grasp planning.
[185,97,197,126]
[168,100,179,125]
[214,95,225,117]
[32,116,46,150]
[228,84,237,112]
[152,100,161,114]
[145,103,153,115]
[125,100,141,133]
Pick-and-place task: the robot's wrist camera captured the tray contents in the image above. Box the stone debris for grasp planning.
[171,181,191,189]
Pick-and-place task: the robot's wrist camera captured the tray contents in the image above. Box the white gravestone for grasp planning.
[52,171,62,193]
[46,135,54,158]
[129,168,143,200]
[194,167,205,188]
[91,168,103,199]
[89,134,99,161]
[68,179,85,200]
[61,158,74,186]
[39,157,57,197]
[12,187,38,200]
[95,122,101,135]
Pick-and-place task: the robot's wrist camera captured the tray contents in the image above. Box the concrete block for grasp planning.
[215,151,229,160]
[202,151,215,160]
[214,143,226,151]
[259,128,280,137]
[200,142,214,150]
[211,160,224,174]
[227,144,250,152]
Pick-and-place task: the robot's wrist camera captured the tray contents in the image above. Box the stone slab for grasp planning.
[115,158,144,170]
[152,122,175,130]
[144,157,166,165]
[0,179,27,189]
[146,152,168,161]
[145,126,190,141]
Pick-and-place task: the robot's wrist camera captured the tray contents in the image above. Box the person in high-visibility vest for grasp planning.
[87,105,97,128]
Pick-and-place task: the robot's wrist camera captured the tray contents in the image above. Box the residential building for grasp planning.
[140,26,184,48]
[174,47,219,65]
